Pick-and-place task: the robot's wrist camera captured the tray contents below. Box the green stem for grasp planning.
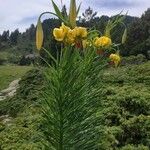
[59,104,63,150]
[39,11,58,20]
[58,77,63,150]
[39,11,68,25]
[42,47,57,64]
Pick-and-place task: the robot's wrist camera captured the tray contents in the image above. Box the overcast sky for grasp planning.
[0,0,149,33]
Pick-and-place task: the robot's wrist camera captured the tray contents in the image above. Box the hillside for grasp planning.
[0,8,149,67]
[0,61,150,149]
[0,14,142,66]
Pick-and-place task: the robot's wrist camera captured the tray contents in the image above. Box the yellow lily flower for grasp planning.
[60,23,70,35]
[82,40,91,49]
[66,29,76,44]
[109,54,121,67]
[75,27,88,38]
[94,36,112,47]
[82,40,87,49]
[53,28,66,41]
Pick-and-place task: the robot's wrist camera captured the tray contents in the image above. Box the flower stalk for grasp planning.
[69,0,77,28]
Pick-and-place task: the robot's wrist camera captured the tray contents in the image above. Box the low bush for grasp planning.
[0,62,150,149]
[121,54,147,66]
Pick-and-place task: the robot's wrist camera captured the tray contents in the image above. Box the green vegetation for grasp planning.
[0,66,32,90]
[0,60,150,149]
[0,68,44,149]
[97,61,150,149]
[0,3,149,149]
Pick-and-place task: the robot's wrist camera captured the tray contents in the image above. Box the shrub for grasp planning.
[121,54,147,66]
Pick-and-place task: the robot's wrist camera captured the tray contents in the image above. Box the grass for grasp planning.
[0,65,32,91]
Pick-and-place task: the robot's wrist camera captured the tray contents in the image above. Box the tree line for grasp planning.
[0,8,149,64]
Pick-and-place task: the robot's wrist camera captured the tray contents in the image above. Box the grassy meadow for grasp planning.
[0,66,32,90]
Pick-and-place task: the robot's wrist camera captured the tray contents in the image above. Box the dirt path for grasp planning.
[0,79,20,125]
[0,79,20,101]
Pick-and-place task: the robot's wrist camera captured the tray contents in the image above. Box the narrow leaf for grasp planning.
[76,2,81,16]
[122,28,127,44]
[51,0,68,24]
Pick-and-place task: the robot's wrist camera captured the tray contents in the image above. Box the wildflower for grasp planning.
[82,40,87,49]
[82,40,91,49]
[75,27,88,38]
[53,24,88,45]
[94,36,112,47]
[66,29,76,44]
[53,28,66,41]
[60,23,70,35]
[109,53,121,67]
[53,23,70,41]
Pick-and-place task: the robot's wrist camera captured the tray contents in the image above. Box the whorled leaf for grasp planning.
[41,46,106,150]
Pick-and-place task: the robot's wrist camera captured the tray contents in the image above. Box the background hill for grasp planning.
[0,8,149,65]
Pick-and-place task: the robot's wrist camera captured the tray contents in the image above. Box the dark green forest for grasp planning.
[0,8,149,65]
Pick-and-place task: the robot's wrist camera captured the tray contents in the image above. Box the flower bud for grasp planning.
[36,19,43,50]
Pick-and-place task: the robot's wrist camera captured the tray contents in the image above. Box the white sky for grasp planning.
[0,0,149,33]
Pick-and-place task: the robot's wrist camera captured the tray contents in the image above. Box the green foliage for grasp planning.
[0,50,21,65]
[41,46,108,149]
[96,61,150,149]
[0,69,44,150]
[0,60,150,149]
[121,54,147,66]
[0,68,44,116]
[120,144,149,150]
[0,107,44,150]
[123,8,150,57]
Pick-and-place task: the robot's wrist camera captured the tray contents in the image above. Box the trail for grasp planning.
[0,79,20,101]
[0,79,20,125]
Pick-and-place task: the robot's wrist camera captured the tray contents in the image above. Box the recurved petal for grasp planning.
[53,28,65,41]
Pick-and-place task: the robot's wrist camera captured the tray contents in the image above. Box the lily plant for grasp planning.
[35,0,127,149]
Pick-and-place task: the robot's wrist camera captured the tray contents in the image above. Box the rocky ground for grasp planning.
[0,79,20,101]
[0,79,20,124]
